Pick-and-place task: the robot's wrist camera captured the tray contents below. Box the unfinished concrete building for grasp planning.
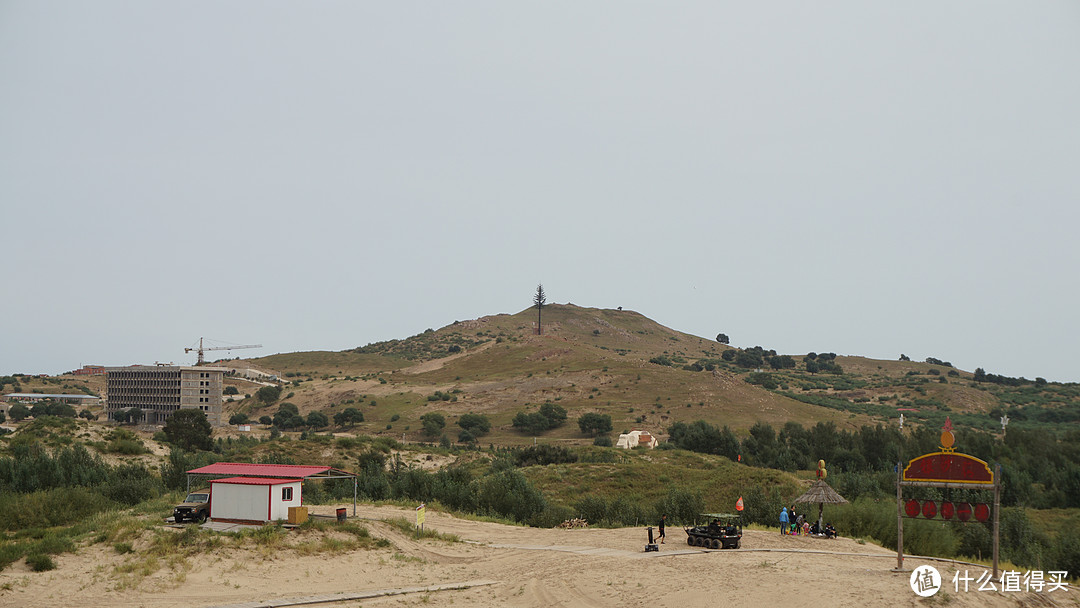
[106,366,226,426]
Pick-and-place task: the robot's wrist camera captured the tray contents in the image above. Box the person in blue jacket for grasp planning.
[779,507,789,535]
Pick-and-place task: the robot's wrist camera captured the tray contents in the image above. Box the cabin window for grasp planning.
[282,487,293,501]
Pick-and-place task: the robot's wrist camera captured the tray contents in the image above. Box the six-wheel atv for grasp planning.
[685,513,742,549]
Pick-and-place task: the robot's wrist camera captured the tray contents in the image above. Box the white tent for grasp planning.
[209,476,302,523]
[616,430,658,449]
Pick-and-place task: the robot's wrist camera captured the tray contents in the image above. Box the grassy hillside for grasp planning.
[212,304,1079,446]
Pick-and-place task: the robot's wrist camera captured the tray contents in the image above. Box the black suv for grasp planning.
[173,489,210,523]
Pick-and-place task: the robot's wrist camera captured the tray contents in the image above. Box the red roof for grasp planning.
[210,476,302,486]
[186,462,353,478]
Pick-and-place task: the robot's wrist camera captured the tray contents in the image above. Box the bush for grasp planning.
[333,407,364,426]
[514,445,578,467]
[100,463,162,505]
[578,413,613,436]
[745,372,778,390]
[475,469,546,523]
[162,410,213,452]
[25,554,55,572]
[593,435,612,447]
[420,413,446,437]
[272,403,299,427]
[667,420,740,460]
[228,413,250,426]
[512,403,567,435]
[457,413,491,436]
[0,487,115,531]
[306,411,329,429]
[8,403,30,421]
[256,385,282,404]
[223,386,239,395]
[652,487,704,526]
[734,350,764,369]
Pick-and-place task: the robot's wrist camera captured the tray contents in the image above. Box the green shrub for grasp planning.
[457,413,491,436]
[25,554,55,572]
[0,488,115,530]
[514,445,578,467]
[475,469,546,523]
[652,487,704,526]
[256,385,282,404]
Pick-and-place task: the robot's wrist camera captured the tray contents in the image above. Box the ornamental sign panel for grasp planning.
[903,452,994,484]
[902,417,994,484]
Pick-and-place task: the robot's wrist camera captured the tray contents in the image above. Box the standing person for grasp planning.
[779,507,789,535]
[657,514,666,544]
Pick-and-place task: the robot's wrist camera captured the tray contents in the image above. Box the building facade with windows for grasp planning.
[105,366,226,426]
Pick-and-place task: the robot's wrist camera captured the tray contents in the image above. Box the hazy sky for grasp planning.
[3,2,1079,382]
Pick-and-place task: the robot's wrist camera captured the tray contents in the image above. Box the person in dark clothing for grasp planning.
[658,514,667,544]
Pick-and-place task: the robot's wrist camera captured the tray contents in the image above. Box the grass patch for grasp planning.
[383,517,460,542]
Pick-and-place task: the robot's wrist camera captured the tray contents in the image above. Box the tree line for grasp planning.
[667,419,1080,509]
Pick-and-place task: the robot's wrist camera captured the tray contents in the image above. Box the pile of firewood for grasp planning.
[558,518,589,529]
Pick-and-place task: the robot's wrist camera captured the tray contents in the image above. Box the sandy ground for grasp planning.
[1,504,1074,608]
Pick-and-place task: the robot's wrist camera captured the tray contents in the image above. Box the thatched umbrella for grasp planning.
[793,479,849,530]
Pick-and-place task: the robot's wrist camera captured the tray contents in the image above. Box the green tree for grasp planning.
[228,413,249,425]
[667,420,740,460]
[333,407,364,426]
[223,386,239,395]
[734,350,764,369]
[538,402,567,426]
[306,411,329,429]
[533,284,546,335]
[476,469,546,523]
[162,409,213,452]
[126,407,144,424]
[512,412,550,434]
[273,402,299,427]
[577,412,613,436]
[769,355,796,370]
[512,403,568,435]
[8,403,30,421]
[457,413,491,436]
[0,411,5,424]
[421,412,446,438]
[256,385,282,404]
[258,415,273,425]
[716,333,730,344]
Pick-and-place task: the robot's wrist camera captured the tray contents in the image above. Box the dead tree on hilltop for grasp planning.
[534,284,547,335]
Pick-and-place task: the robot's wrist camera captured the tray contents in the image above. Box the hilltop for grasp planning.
[196,303,1078,445]
[6,303,1077,447]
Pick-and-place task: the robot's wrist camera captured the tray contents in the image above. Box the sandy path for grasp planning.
[1,504,1073,608]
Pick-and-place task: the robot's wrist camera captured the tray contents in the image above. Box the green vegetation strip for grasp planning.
[207,579,499,608]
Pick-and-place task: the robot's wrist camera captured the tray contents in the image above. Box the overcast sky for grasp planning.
[2,2,1078,382]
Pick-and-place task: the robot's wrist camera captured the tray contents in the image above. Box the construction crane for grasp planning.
[185,338,262,365]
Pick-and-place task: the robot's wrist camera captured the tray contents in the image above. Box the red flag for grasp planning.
[735,497,744,511]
